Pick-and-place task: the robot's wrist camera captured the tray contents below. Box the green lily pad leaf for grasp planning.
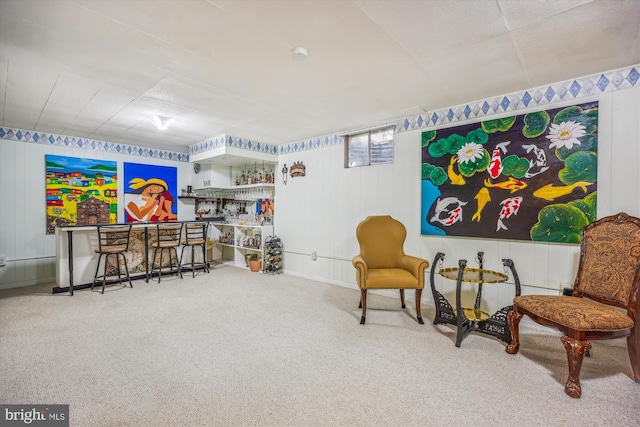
[502,155,530,179]
[568,192,597,224]
[558,151,597,185]
[555,133,597,161]
[481,116,516,133]
[446,134,467,155]
[430,167,448,185]
[522,111,550,138]
[429,134,466,157]
[428,138,449,158]
[530,204,590,243]
[466,128,489,145]
[553,106,583,124]
[422,130,436,147]
[422,163,434,180]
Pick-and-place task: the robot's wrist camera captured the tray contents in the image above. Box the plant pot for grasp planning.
[249,260,262,272]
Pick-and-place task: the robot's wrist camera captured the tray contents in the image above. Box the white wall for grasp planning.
[275,88,640,313]
[0,141,194,290]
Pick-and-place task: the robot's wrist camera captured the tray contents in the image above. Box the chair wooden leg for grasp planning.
[360,289,367,324]
[400,289,405,308]
[560,336,591,398]
[415,288,424,324]
[627,325,640,382]
[506,308,523,354]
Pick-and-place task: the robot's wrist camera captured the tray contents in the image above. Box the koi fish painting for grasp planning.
[420,101,598,243]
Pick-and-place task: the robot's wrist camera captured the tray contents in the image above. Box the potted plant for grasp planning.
[248,254,262,272]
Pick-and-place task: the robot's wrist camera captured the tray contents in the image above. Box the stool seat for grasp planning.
[95,245,127,254]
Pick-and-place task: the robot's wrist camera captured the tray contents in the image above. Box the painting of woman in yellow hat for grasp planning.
[124,163,178,223]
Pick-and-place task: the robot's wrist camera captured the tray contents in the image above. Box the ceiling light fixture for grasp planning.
[151,115,173,130]
[291,46,308,61]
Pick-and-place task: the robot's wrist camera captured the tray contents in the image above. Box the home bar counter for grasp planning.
[54,221,208,295]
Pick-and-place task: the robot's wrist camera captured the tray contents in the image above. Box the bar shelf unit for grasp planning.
[209,224,273,269]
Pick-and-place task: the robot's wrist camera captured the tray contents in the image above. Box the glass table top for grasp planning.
[439,267,508,283]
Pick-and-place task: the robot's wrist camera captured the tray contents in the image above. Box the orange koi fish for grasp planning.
[483,177,527,193]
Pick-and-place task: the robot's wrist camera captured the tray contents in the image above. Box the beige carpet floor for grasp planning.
[1,263,638,426]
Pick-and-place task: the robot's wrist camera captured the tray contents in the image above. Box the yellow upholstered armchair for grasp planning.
[352,215,430,324]
[506,212,640,398]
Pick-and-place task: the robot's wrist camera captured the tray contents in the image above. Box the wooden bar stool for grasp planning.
[180,221,210,277]
[150,223,183,282]
[92,224,133,294]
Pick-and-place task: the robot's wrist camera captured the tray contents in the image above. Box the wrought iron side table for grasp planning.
[430,251,521,347]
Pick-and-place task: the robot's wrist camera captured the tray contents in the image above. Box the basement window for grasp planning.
[345,126,394,168]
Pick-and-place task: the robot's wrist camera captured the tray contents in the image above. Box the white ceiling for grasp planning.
[1,0,639,154]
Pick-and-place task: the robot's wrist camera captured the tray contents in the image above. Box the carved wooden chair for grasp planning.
[506,212,640,398]
[352,215,430,324]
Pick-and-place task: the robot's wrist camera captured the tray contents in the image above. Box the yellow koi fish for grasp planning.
[533,181,592,201]
[447,157,466,185]
[483,177,527,193]
[472,187,491,222]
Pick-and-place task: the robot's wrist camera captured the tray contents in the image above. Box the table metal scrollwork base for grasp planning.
[430,251,521,347]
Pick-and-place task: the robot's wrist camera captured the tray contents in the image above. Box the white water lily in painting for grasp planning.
[456,142,484,163]
[546,120,587,150]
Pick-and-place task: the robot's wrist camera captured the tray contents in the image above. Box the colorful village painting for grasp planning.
[46,155,117,234]
[421,101,598,243]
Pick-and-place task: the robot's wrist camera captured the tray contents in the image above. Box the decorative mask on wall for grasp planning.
[290,161,306,178]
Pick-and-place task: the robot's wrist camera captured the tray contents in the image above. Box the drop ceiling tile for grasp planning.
[5,61,58,106]
[81,87,139,114]
[143,78,228,112]
[355,0,508,61]
[418,33,528,102]
[76,0,225,53]
[498,0,595,31]
[3,106,40,130]
[48,73,102,107]
[511,0,640,86]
